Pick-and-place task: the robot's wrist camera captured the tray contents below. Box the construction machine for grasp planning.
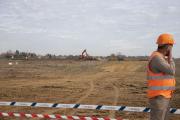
[79,49,97,60]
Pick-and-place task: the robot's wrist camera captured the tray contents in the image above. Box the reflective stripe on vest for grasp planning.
[149,86,175,90]
[147,75,175,80]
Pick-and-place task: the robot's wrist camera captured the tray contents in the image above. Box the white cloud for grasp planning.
[168,6,178,12]
[94,16,117,25]
[0,0,180,57]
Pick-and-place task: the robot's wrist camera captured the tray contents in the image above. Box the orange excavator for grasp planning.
[79,49,97,60]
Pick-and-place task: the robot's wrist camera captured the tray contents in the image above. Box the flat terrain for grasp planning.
[0,59,179,120]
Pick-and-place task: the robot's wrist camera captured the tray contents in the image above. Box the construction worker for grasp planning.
[147,33,176,120]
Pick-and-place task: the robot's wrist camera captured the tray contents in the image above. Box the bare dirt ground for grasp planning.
[0,59,179,120]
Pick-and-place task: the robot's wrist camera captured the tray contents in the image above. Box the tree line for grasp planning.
[0,50,149,61]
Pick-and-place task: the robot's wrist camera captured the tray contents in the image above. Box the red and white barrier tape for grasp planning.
[0,112,124,120]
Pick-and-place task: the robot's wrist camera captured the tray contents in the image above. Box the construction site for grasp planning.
[0,54,180,120]
[1,0,180,120]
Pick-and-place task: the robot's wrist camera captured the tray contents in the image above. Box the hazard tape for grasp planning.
[0,101,180,114]
[0,112,124,120]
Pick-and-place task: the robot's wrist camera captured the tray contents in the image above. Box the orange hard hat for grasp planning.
[156,33,175,45]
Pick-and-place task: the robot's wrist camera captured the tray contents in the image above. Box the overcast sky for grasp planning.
[0,0,180,57]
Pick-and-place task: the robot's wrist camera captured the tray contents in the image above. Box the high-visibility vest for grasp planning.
[147,51,176,98]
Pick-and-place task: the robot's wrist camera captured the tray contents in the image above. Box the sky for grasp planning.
[0,0,180,57]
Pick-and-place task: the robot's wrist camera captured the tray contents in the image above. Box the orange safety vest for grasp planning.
[147,51,176,98]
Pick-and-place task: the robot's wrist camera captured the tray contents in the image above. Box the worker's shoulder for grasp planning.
[151,54,162,61]
[150,55,165,65]
[152,54,162,59]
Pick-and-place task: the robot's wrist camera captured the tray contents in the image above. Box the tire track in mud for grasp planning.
[67,79,94,115]
[46,79,95,115]
[74,80,94,104]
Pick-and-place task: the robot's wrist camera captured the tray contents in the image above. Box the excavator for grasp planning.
[79,49,97,60]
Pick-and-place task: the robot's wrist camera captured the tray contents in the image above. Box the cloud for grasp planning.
[168,6,178,12]
[94,16,117,25]
[0,0,180,57]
